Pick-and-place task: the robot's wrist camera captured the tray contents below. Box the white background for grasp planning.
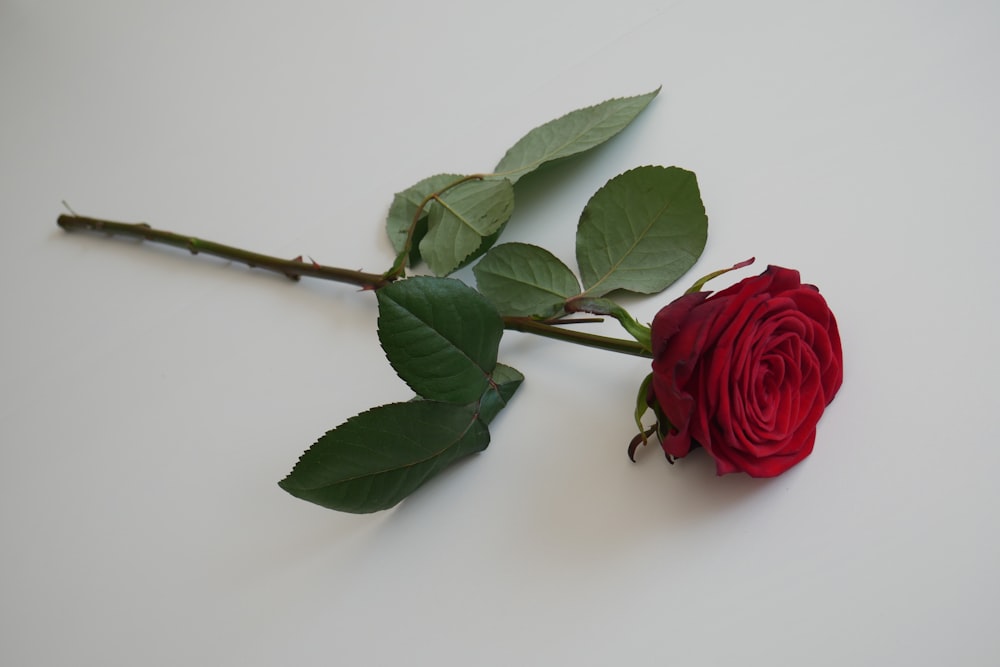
[3,1,999,664]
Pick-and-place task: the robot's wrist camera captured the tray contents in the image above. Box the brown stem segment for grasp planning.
[57,213,651,357]
[57,214,394,290]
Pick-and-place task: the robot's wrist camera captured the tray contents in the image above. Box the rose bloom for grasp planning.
[649,265,843,477]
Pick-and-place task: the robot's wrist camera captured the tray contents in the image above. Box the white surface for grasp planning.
[3,1,999,664]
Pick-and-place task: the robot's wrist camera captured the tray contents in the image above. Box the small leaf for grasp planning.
[577,166,707,297]
[279,401,489,513]
[473,242,581,317]
[492,88,660,184]
[420,178,515,276]
[386,173,465,264]
[478,363,525,425]
[377,276,504,403]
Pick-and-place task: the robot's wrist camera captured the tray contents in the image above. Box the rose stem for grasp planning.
[56,214,650,357]
[56,214,394,290]
[502,317,650,357]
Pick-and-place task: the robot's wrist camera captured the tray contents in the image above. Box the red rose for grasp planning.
[649,265,842,477]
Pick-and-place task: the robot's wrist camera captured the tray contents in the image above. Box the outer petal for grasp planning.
[650,292,710,357]
[649,292,714,457]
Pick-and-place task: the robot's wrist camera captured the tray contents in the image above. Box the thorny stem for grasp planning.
[57,213,650,357]
[57,214,394,290]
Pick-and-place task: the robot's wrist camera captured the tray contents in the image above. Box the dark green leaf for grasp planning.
[420,178,515,276]
[386,173,465,265]
[278,401,489,513]
[492,88,660,184]
[478,363,524,425]
[576,166,707,296]
[377,276,504,403]
[473,242,581,317]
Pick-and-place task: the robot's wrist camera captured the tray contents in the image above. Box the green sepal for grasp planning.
[684,257,756,294]
[634,372,653,435]
[564,296,652,352]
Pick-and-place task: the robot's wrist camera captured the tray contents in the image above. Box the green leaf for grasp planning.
[377,276,504,403]
[420,178,515,276]
[386,173,465,265]
[492,88,660,184]
[576,166,707,297]
[478,363,524,425]
[278,401,489,513]
[473,242,581,317]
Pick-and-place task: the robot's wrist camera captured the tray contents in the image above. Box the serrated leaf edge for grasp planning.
[278,401,483,491]
[578,164,704,296]
[492,87,661,182]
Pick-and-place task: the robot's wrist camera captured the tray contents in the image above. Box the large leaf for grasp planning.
[278,401,489,513]
[477,363,524,425]
[576,166,707,296]
[377,276,504,403]
[420,178,515,276]
[492,88,660,184]
[473,242,581,317]
[386,173,465,264]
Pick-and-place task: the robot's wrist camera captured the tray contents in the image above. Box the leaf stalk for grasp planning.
[502,317,651,358]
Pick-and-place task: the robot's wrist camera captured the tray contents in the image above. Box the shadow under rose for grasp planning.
[522,445,783,557]
[363,427,786,565]
[638,448,783,518]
